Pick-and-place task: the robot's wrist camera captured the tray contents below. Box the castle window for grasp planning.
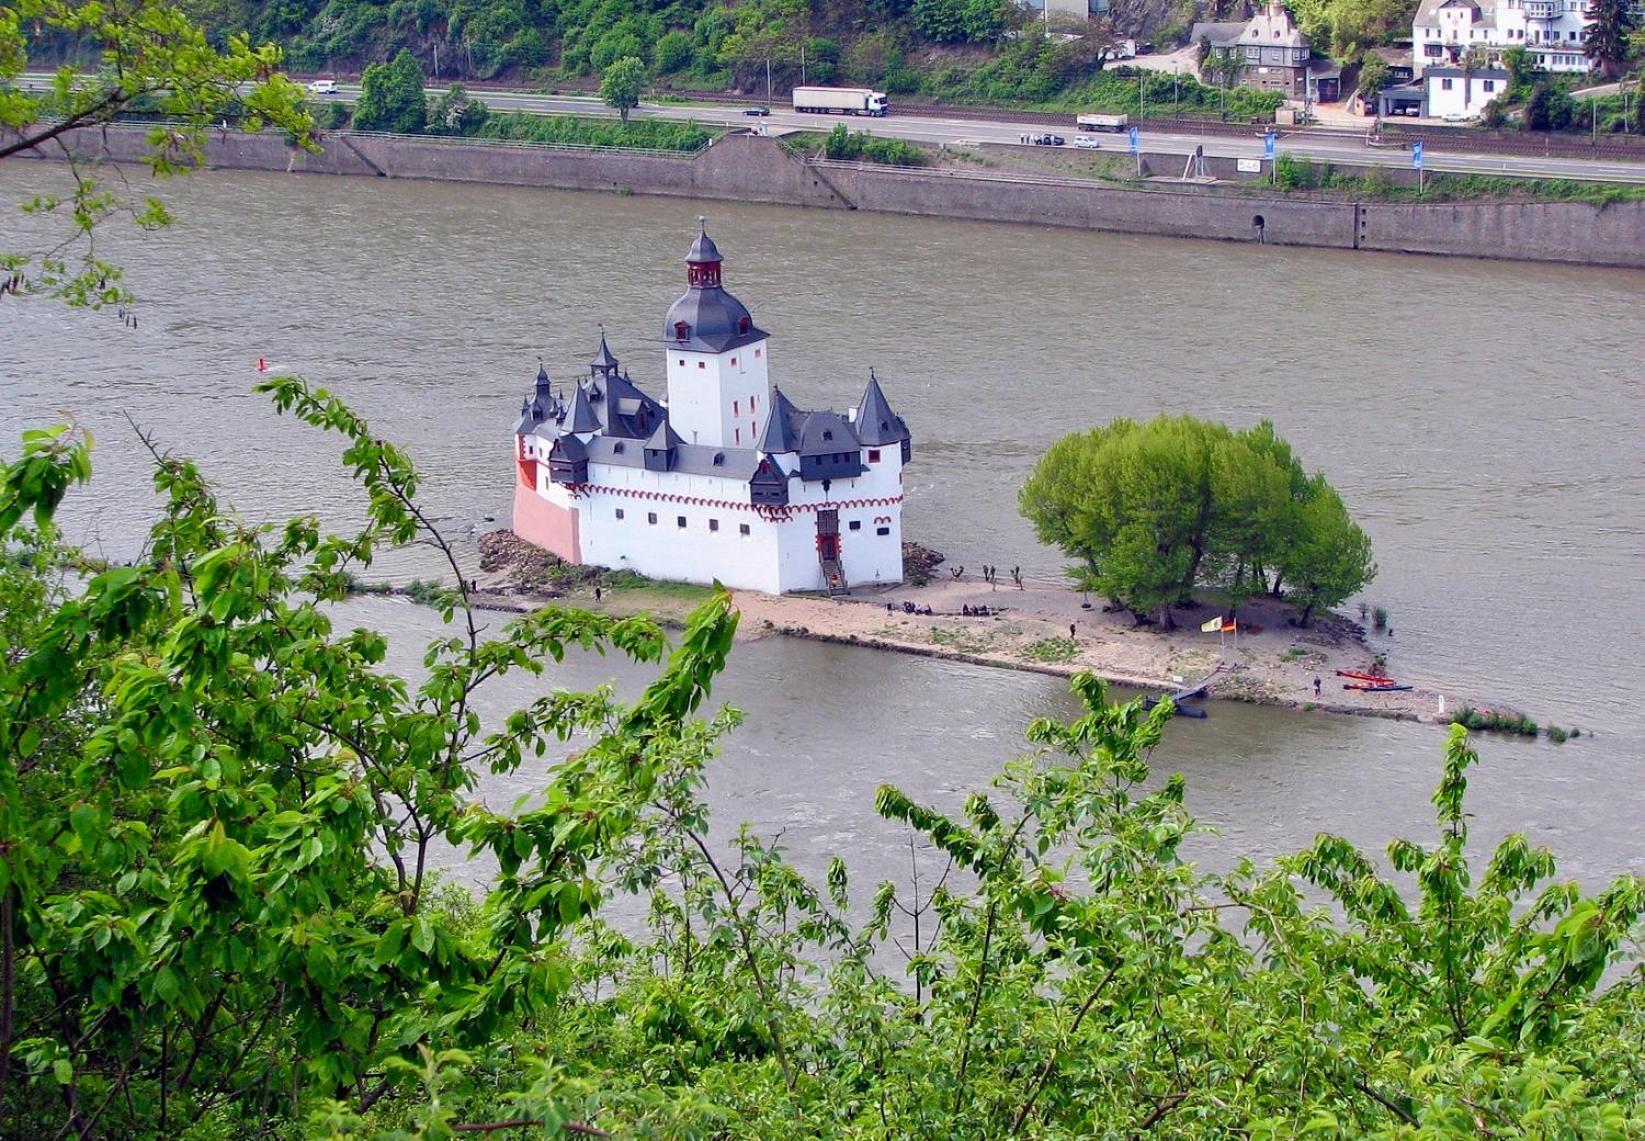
[739,523,751,536]
[822,430,833,441]
[735,428,741,444]
[731,358,738,366]
[849,520,862,531]
[615,508,625,520]
[751,395,757,412]
[677,515,687,528]
[674,321,690,341]
[712,452,725,467]
[868,449,881,463]
[648,512,658,525]
[613,441,625,453]
[738,316,751,334]
[678,358,685,366]
[755,348,762,358]
[877,526,891,536]
[709,519,720,532]
[698,361,706,369]
[734,400,739,415]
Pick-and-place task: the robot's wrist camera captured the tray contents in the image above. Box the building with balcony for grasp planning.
[1193,3,1337,100]
[1413,0,1595,75]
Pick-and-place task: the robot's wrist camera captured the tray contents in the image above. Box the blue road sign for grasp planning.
[1263,132,1276,161]
[1412,139,1425,169]
[1128,126,1140,154]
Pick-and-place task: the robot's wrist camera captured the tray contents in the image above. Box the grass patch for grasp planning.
[928,626,997,656]
[1022,637,1079,664]
[1452,706,1539,737]
[476,113,713,152]
[1280,647,1309,662]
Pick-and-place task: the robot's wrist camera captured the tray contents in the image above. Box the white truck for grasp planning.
[1075,113,1129,133]
[792,86,889,117]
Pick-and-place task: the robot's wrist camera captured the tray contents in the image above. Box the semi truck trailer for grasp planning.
[792,86,889,116]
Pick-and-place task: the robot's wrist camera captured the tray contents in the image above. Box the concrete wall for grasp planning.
[18,125,1645,268]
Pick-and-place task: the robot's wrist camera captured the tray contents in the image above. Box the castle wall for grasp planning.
[513,479,581,562]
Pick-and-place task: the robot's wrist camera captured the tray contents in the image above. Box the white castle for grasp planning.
[511,225,912,595]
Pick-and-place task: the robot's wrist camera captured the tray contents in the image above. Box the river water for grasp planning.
[2,165,1642,892]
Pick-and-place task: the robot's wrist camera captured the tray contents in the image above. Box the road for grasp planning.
[18,73,1645,183]
[423,86,1645,183]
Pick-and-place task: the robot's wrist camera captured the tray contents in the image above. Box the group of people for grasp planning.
[890,600,934,616]
[961,604,995,617]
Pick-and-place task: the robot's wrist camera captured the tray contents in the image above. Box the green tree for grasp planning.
[0,386,737,1136]
[912,0,967,43]
[1357,51,1391,105]
[1276,475,1376,624]
[427,82,490,135]
[353,49,427,134]
[653,29,695,73]
[599,55,649,124]
[1586,0,1639,79]
[1020,415,1375,625]
[0,0,313,308]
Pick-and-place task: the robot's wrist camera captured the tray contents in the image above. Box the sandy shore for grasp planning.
[467,536,1465,726]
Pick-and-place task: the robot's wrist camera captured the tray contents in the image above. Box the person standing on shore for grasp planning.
[1313,675,1322,697]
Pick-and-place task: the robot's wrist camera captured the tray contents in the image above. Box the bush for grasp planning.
[478,112,711,151]
[1451,705,1539,736]
[653,29,694,74]
[820,123,928,164]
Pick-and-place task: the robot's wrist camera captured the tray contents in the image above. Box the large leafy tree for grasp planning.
[1586,0,1639,80]
[598,55,648,125]
[353,49,428,133]
[0,0,313,308]
[1020,414,1374,625]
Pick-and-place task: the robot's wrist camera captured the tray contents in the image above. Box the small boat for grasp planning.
[1336,669,1394,683]
[1343,683,1413,692]
[1144,696,1209,718]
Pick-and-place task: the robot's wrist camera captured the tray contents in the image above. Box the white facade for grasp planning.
[1414,0,1595,75]
[1423,67,1510,116]
[511,228,912,597]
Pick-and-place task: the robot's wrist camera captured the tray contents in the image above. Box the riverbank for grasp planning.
[466,530,1473,727]
[17,125,1645,268]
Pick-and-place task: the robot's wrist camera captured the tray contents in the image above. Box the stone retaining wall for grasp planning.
[16,125,1645,268]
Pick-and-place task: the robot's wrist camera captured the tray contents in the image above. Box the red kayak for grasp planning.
[1337,669,1396,684]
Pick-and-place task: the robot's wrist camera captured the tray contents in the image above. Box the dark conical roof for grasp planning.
[590,333,618,373]
[852,370,910,446]
[686,226,722,264]
[561,383,600,434]
[644,420,683,451]
[757,387,802,454]
[549,433,587,461]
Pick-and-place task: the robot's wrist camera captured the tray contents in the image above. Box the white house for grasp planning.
[1413,0,1595,76]
[1423,65,1510,116]
[511,226,912,596]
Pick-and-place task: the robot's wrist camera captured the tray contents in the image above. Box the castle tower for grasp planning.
[662,222,770,449]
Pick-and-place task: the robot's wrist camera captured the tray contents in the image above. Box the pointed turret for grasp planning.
[560,382,600,435]
[515,360,561,434]
[757,386,802,454]
[663,223,765,352]
[590,331,619,378]
[851,369,910,447]
[643,420,682,472]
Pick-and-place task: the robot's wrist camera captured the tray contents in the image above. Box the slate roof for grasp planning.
[757,387,803,454]
[549,432,587,461]
[584,435,762,480]
[561,383,601,434]
[514,363,561,434]
[595,371,665,439]
[1238,2,1307,47]
[1190,20,1247,48]
[1414,0,1492,25]
[795,410,860,457]
[686,228,723,264]
[645,421,683,451]
[851,371,910,446]
[590,333,619,373]
[664,285,768,353]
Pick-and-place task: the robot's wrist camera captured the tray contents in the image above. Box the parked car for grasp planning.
[308,79,339,95]
[744,105,771,116]
[1031,133,1066,146]
[1073,134,1102,149]
[1441,112,1474,124]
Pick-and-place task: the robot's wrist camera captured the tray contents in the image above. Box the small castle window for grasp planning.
[822,430,833,441]
[849,520,862,531]
[731,357,738,366]
[709,519,720,532]
[698,361,706,369]
[615,508,625,520]
[677,516,687,528]
[738,316,751,334]
[648,512,658,525]
[734,400,739,415]
[674,322,690,341]
[678,358,685,366]
[739,523,751,536]
[877,526,891,536]
[713,453,725,466]
[751,395,758,412]
[755,349,762,358]
[613,441,625,453]
[868,449,881,463]
[735,428,741,444]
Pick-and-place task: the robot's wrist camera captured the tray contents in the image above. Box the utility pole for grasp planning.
[432,42,439,81]
[766,57,773,109]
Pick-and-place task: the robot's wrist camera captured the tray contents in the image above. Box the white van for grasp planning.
[1073,134,1102,149]
[308,79,339,95]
